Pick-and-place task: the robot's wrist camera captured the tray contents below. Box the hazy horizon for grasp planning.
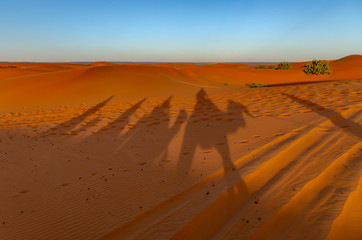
[0,58,355,64]
[1,0,361,62]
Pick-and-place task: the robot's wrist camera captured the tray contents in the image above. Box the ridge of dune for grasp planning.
[249,142,362,240]
[329,55,362,80]
[1,56,362,112]
[332,54,362,64]
[88,62,119,67]
[326,176,362,240]
[0,62,86,80]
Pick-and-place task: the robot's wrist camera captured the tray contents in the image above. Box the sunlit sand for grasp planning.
[0,55,361,239]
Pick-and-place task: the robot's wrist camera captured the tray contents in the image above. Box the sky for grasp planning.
[1,0,362,62]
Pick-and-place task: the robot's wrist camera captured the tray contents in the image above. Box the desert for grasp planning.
[0,55,361,239]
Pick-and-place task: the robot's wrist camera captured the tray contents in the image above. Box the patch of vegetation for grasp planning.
[276,62,292,70]
[246,82,271,88]
[304,59,331,75]
[268,65,275,69]
[223,83,229,85]
[255,65,266,69]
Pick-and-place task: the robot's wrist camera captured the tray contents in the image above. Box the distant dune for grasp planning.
[0,55,361,111]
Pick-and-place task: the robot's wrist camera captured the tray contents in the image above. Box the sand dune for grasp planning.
[0,56,361,240]
[1,55,361,111]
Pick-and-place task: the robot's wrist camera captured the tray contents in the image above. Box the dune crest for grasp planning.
[1,55,361,111]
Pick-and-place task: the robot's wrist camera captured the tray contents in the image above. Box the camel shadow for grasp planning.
[177,89,252,174]
[176,88,253,198]
[113,96,187,164]
[43,96,114,135]
[79,98,147,152]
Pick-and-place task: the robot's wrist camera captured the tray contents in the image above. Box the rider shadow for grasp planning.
[113,96,187,164]
[43,96,114,135]
[81,98,147,150]
[177,88,253,192]
[172,89,252,238]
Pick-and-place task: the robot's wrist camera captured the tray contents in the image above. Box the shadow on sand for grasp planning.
[283,93,362,138]
[44,96,114,135]
[177,89,252,175]
[111,96,187,164]
[39,89,253,237]
[42,89,251,205]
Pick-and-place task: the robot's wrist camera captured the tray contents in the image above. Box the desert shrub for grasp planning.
[276,62,292,70]
[223,83,229,85]
[304,59,331,75]
[246,82,271,88]
[268,65,275,69]
[255,65,266,69]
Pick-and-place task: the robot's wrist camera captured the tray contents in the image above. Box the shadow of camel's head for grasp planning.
[196,88,207,100]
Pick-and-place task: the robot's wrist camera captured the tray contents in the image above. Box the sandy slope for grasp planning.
[0,56,361,240]
[1,55,361,111]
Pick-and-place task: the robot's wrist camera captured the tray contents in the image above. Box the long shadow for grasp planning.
[75,116,103,133]
[113,96,187,164]
[82,97,147,147]
[176,88,252,208]
[177,89,252,174]
[43,96,114,135]
[172,89,250,237]
[283,93,362,138]
[97,98,146,134]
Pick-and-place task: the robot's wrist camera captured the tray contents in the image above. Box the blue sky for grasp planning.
[1,0,361,62]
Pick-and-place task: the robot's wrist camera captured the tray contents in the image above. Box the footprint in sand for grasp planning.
[299,109,312,113]
[223,118,235,122]
[320,128,333,132]
[11,190,30,198]
[60,183,70,187]
[201,150,213,153]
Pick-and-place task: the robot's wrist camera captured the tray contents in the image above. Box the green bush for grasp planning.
[246,82,271,88]
[304,59,331,75]
[268,65,275,69]
[276,62,292,70]
[255,65,266,69]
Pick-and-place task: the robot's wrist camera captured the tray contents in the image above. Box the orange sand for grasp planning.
[0,55,361,240]
[1,55,361,111]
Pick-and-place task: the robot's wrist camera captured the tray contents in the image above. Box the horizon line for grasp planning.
[0,54,360,65]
